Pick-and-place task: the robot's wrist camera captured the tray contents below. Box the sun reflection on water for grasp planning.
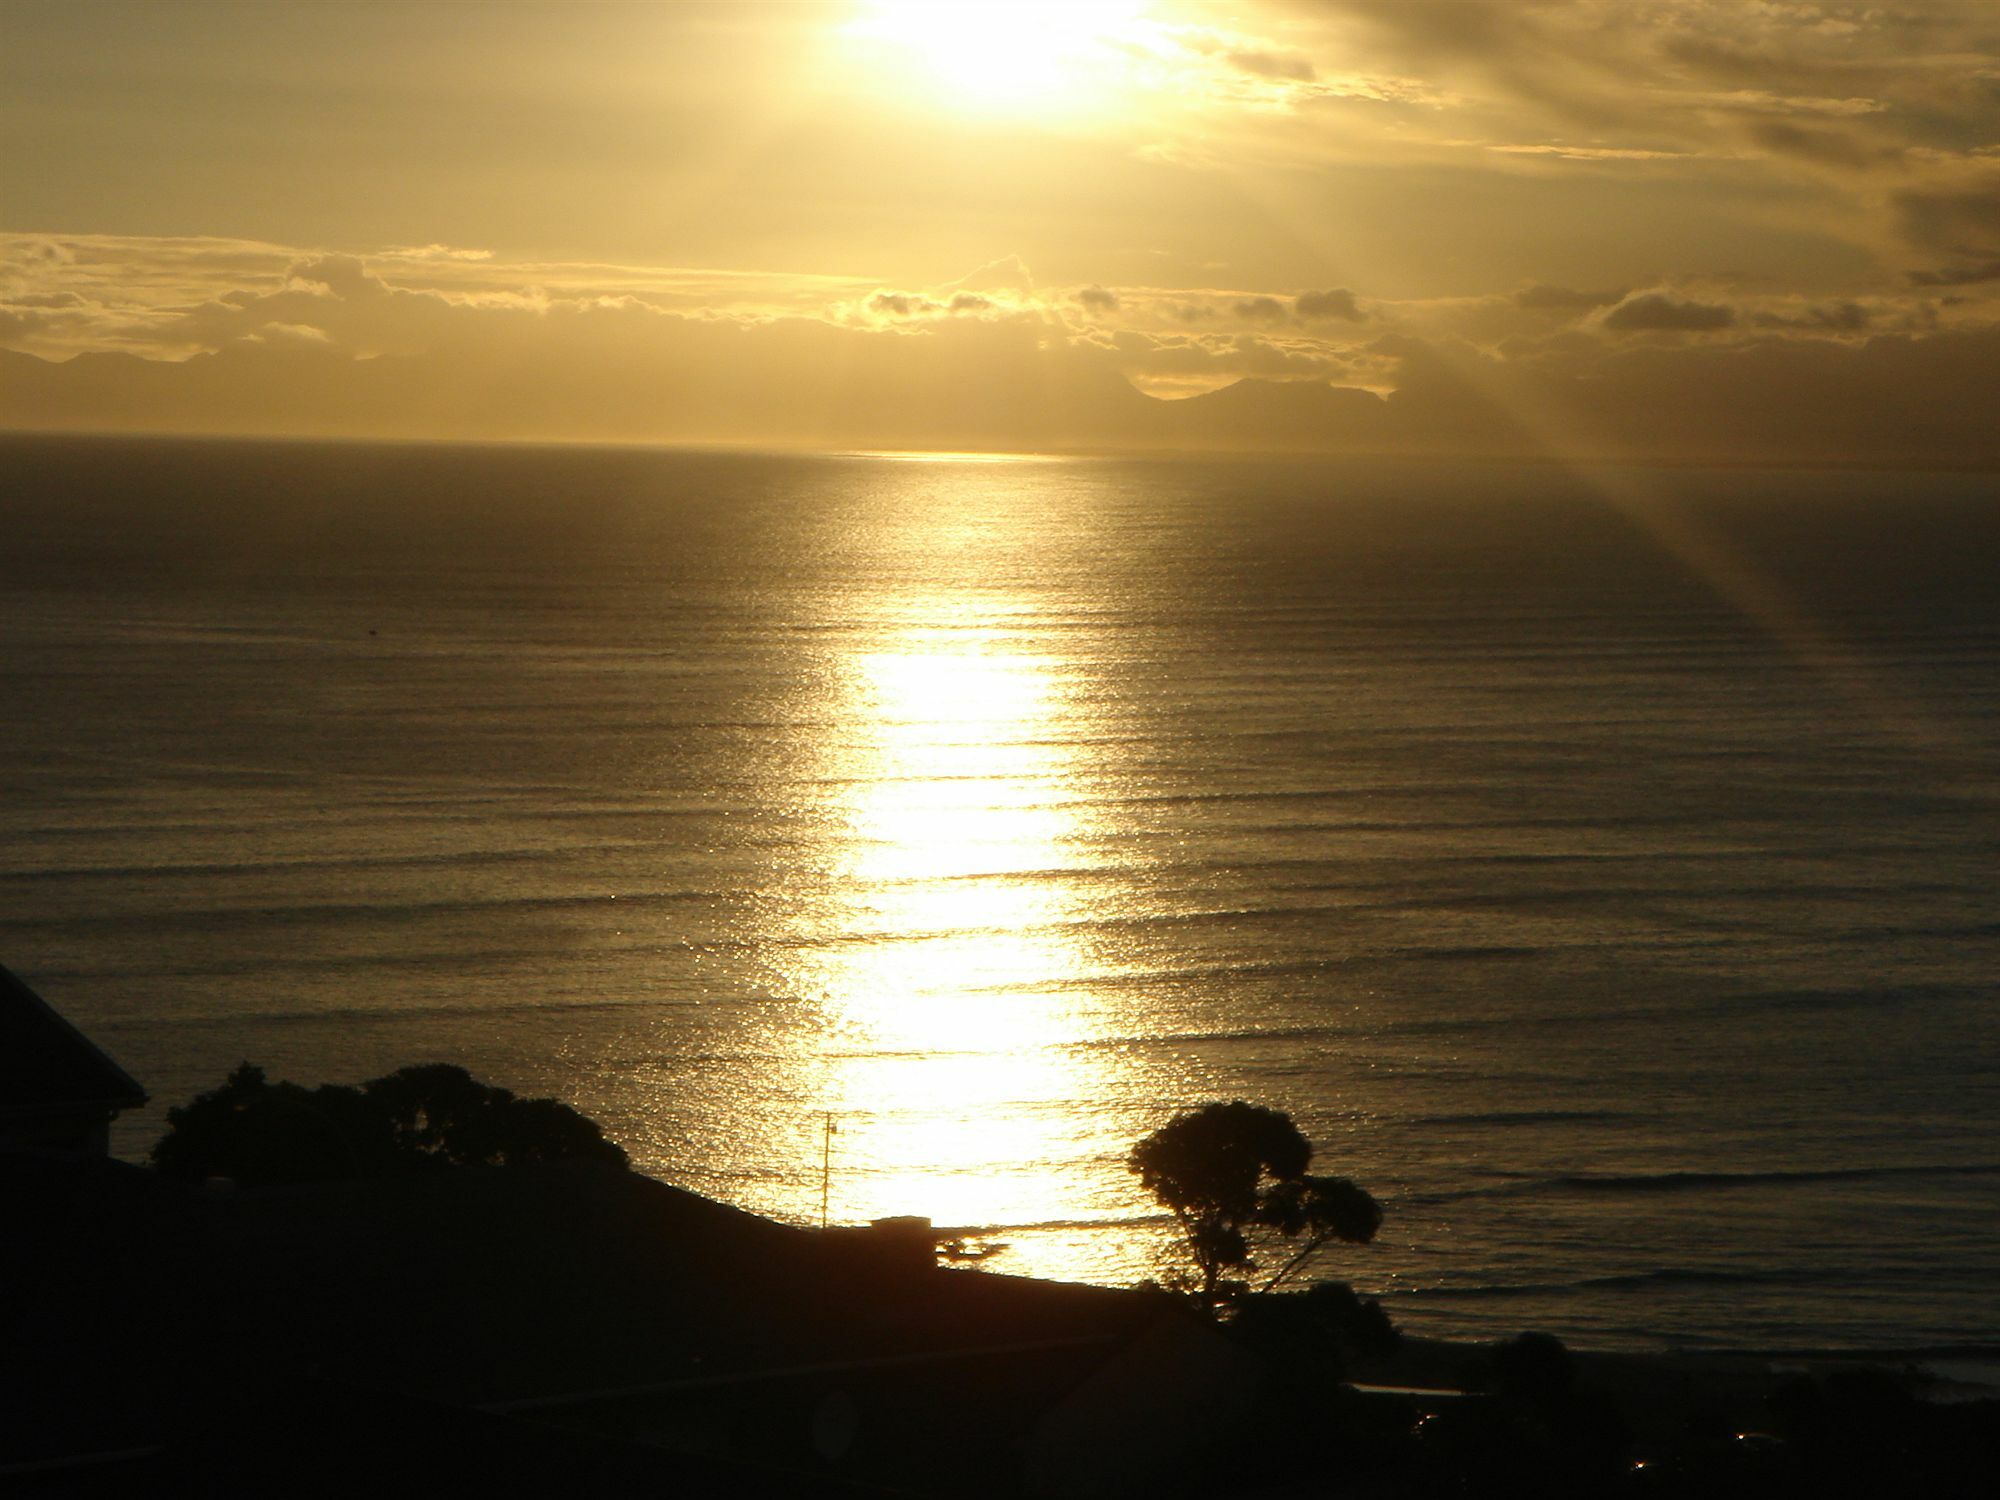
[774,592,1131,1269]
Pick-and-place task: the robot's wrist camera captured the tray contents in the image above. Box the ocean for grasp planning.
[4,432,1996,1355]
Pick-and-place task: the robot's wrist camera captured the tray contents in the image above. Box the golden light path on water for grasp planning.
[799,613,1118,1263]
[755,470,1170,1285]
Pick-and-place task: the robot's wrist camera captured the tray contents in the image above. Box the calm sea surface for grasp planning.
[4,434,1997,1353]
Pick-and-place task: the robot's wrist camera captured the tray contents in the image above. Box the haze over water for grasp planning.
[5,435,1997,1353]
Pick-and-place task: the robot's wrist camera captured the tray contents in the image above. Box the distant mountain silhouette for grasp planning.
[1164,378,1391,452]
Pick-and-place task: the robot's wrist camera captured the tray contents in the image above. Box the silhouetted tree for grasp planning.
[363,1062,498,1161]
[1128,1100,1381,1312]
[151,1061,627,1184]
[358,1062,625,1168]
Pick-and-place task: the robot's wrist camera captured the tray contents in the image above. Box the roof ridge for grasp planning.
[0,962,148,1112]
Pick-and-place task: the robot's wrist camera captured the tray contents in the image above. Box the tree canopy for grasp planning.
[1128,1100,1381,1312]
[150,1061,628,1185]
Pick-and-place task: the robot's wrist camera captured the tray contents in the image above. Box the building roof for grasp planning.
[0,963,147,1115]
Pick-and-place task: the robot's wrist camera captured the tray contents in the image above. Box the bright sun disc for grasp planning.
[850,0,1146,113]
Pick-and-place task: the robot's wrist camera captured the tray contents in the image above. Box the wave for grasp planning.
[0,824,728,882]
[1547,1163,2000,1193]
[1377,983,1988,1041]
[96,996,642,1030]
[1416,1162,2000,1204]
[0,889,725,934]
[33,946,602,984]
[1406,1109,1636,1129]
[1577,1266,1842,1292]
[1392,1265,1849,1302]
[1388,1264,2000,1310]
[1402,945,1543,962]
[0,848,558,882]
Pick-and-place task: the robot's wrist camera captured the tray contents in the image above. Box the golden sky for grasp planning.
[4,0,1999,464]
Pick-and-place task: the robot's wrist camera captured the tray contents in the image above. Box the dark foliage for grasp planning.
[1128,1100,1381,1311]
[1623,1370,2000,1499]
[1751,1371,1999,1500]
[1278,1346,2000,1500]
[150,1061,628,1184]
[1482,1330,1578,1405]
[1230,1281,1401,1407]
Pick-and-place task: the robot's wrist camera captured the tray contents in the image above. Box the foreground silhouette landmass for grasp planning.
[0,1153,1249,1497]
[3,1067,1994,1496]
[4,1150,1995,1498]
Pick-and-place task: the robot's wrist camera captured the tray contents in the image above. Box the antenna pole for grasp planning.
[820,1112,835,1229]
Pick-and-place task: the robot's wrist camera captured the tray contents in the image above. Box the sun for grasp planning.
[847,0,1149,115]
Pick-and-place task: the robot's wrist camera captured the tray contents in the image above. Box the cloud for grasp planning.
[1232,295,1289,322]
[249,321,334,344]
[144,255,475,357]
[285,255,388,300]
[1484,144,1694,161]
[1895,177,2000,253]
[1709,90,1889,121]
[1746,119,1881,169]
[0,234,874,320]
[1,237,75,279]
[1601,292,1737,332]
[864,288,1011,322]
[384,243,496,262]
[1295,287,1364,321]
[10,290,90,310]
[1893,170,2000,285]
[868,291,938,318]
[1234,0,2000,278]
[1291,0,1995,133]
[1908,257,2000,287]
[946,254,1036,295]
[1226,49,1316,83]
[1077,284,1120,312]
[1515,283,1625,311]
[1750,301,1873,332]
